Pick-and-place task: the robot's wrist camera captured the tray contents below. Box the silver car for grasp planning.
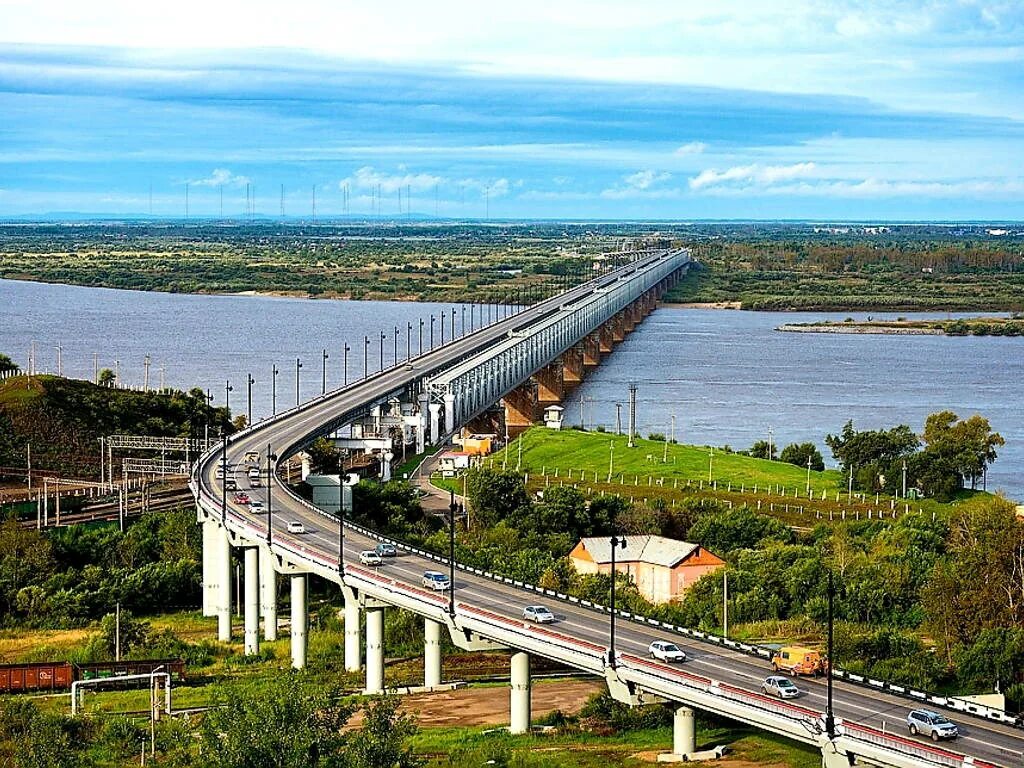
[907,710,958,741]
[762,675,801,699]
[649,640,687,663]
[523,605,555,624]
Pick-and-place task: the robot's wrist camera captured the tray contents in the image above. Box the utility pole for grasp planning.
[722,572,728,638]
[902,460,907,499]
[670,413,676,445]
[607,535,627,667]
[115,602,121,661]
[709,447,714,483]
[806,454,812,494]
[607,441,614,483]
[343,343,350,386]
[295,358,302,406]
[247,373,255,425]
[55,345,62,377]
[767,426,774,460]
[93,352,99,384]
[615,403,622,435]
[321,349,329,395]
[271,364,278,416]
[143,355,150,392]
[627,383,637,448]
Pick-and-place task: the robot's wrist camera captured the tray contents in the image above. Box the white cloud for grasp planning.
[624,169,671,190]
[673,141,707,156]
[341,165,444,194]
[692,175,1024,199]
[190,168,250,187]
[689,162,816,190]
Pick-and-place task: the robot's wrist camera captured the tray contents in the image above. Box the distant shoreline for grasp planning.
[778,317,1024,336]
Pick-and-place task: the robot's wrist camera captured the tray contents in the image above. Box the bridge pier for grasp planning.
[598,324,614,353]
[509,651,531,735]
[533,363,563,405]
[443,392,456,435]
[581,335,601,368]
[343,587,361,672]
[424,618,442,688]
[259,548,277,641]
[416,392,429,454]
[365,606,385,694]
[201,517,216,617]
[244,548,260,656]
[428,403,442,445]
[502,382,538,437]
[290,574,307,669]
[213,525,232,642]
[656,704,696,763]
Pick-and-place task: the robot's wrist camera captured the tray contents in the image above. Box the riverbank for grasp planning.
[778,316,1024,336]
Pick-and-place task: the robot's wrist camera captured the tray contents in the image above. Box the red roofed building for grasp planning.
[568,535,724,604]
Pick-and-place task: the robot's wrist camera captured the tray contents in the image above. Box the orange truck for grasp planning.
[770,646,827,676]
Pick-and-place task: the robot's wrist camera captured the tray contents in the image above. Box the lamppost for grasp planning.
[393,325,399,366]
[363,336,369,379]
[246,373,254,425]
[607,535,627,667]
[266,445,277,546]
[806,454,813,495]
[430,314,435,349]
[440,312,445,345]
[220,435,228,524]
[338,455,345,572]
[379,331,386,372]
[451,308,456,339]
[343,343,350,386]
[418,318,424,356]
[447,490,461,619]
[406,322,412,360]
[826,569,836,738]
[321,349,329,394]
[294,358,302,407]
[461,305,466,336]
[271,364,279,416]
[225,381,233,424]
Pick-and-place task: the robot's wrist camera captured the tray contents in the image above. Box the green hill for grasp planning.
[0,373,229,478]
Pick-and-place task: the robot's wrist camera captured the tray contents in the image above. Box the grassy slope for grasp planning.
[498,429,844,495]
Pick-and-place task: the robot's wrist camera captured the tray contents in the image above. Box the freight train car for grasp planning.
[0,659,184,694]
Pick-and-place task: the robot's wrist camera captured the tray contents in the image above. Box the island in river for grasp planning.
[778,315,1024,336]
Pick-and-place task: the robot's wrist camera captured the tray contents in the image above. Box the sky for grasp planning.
[1,0,1023,220]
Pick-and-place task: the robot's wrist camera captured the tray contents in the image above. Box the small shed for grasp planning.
[544,405,565,430]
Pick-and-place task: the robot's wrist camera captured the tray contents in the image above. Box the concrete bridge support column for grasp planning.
[443,392,456,435]
[582,334,602,368]
[509,651,532,735]
[598,325,615,353]
[611,313,627,342]
[533,363,563,405]
[243,548,260,656]
[416,392,429,454]
[424,618,442,688]
[561,347,584,390]
[259,548,278,641]
[365,606,385,694]
[502,383,538,438]
[343,588,361,672]
[290,574,308,669]
[428,403,442,445]
[201,517,216,617]
[658,704,695,762]
[213,525,232,642]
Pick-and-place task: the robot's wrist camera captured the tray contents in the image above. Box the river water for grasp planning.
[2,278,1021,499]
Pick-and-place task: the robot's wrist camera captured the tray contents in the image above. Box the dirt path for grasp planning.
[349,679,604,728]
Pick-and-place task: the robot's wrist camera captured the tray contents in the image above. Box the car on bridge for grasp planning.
[422,571,450,591]
[233,492,250,505]
[375,542,398,557]
[249,500,264,513]
[286,521,305,534]
[648,640,687,663]
[359,550,383,566]
[762,675,801,699]
[523,605,555,624]
[224,478,238,491]
[770,646,826,676]
[907,710,959,741]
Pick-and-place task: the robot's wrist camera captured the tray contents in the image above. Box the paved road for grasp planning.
[196,250,1024,768]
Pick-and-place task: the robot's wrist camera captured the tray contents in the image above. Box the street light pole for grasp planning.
[430,315,435,349]
[321,349,329,394]
[806,454,812,495]
[246,373,254,425]
[272,364,278,416]
[608,535,626,668]
[825,570,835,738]
[394,326,399,367]
[338,455,345,572]
[266,445,277,546]
[225,381,233,423]
[343,343,350,386]
[221,436,228,524]
[363,336,369,379]
[295,358,302,406]
[448,490,461,619]
[380,331,386,372]
[419,318,424,356]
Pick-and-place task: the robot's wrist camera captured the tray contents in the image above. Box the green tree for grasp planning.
[922,410,1004,490]
[465,467,531,528]
[346,697,423,768]
[687,506,793,555]
[195,672,353,768]
[0,353,19,374]
[825,420,919,490]
[98,368,115,387]
[749,440,776,460]
[779,442,824,471]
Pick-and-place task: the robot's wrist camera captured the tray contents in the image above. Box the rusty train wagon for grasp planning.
[0,659,184,694]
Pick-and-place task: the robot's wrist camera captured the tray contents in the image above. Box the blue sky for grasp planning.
[1,1,1023,220]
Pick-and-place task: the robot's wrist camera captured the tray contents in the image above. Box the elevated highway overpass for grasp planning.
[191,248,1023,768]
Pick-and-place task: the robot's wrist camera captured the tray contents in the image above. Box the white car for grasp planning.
[359,550,383,566]
[248,500,264,512]
[648,640,687,663]
[523,605,555,624]
[422,571,450,591]
[762,676,801,699]
[286,521,305,534]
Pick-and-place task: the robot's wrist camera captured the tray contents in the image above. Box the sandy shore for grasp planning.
[662,301,742,309]
[777,323,943,335]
